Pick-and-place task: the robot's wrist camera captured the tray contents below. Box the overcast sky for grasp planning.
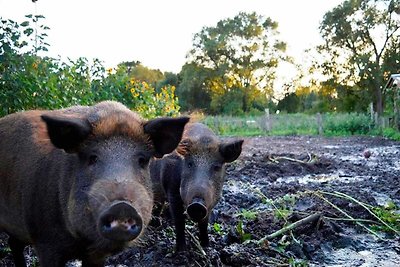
[1,0,343,75]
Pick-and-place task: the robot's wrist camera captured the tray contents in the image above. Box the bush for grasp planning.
[381,128,400,141]
[129,79,180,118]
[0,15,180,119]
[323,113,372,135]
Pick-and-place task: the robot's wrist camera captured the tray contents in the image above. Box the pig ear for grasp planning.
[144,116,190,158]
[41,115,92,153]
[176,138,192,156]
[219,140,244,163]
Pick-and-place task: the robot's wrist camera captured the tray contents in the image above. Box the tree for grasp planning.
[177,63,212,112]
[318,0,400,115]
[126,63,164,87]
[277,92,300,113]
[118,60,140,74]
[186,12,287,114]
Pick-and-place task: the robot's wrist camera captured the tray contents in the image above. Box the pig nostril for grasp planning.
[129,224,141,235]
[99,202,143,242]
[105,217,116,228]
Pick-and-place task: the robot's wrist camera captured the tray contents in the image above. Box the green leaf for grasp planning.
[20,21,29,27]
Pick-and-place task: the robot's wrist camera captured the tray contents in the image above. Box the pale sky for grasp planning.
[1,0,343,77]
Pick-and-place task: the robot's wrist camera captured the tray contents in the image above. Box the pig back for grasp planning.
[0,110,73,242]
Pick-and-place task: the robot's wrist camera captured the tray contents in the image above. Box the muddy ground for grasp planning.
[1,136,399,266]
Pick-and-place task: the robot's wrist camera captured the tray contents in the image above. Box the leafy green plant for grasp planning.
[274,235,291,254]
[236,220,252,242]
[274,208,292,221]
[323,113,372,135]
[371,201,400,233]
[129,78,180,118]
[236,209,258,221]
[0,15,181,118]
[288,257,309,267]
[213,222,225,236]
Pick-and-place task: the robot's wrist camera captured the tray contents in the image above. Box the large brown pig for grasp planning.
[150,122,243,252]
[0,101,189,267]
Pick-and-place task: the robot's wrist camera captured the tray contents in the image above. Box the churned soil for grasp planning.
[1,136,400,266]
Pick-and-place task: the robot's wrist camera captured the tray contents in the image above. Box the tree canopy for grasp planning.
[181,12,287,115]
[316,0,400,115]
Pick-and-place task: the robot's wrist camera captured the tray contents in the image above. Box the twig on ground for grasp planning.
[269,155,316,164]
[257,212,322,245]
[185,229,207,257]
[268,156,279,163]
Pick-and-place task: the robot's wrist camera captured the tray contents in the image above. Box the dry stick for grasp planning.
[185,229,207,257]
[313,192,384,240]
[268,156,279,163]
[270,155,316,164]
[307,152,312,162]
[257,212,322,245]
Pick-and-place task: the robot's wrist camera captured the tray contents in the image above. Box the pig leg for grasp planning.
[198,216,210,247]
[81,257,106,267]
[8,235,26,267]
[168,194,187,252]
[34,243,68,267]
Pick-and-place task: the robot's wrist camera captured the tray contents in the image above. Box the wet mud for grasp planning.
[1,136,399,266]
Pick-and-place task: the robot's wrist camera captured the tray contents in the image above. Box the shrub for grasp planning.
[0,15,181,119]
[323,113,372,135]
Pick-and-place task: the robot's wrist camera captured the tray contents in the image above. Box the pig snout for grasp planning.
[186,197,208,222]
[98,201,143,242]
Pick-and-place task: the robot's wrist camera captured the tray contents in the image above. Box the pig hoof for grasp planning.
[99,202,143,241]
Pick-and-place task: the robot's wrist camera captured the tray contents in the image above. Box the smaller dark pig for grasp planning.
[0,101,189,267]
[151,123,243,251]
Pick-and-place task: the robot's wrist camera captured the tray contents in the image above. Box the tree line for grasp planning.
[1,0,399,118]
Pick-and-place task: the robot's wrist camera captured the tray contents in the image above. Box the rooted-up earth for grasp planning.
[1,136,399,266]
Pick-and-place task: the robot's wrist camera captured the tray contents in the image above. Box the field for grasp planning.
[111,135,399,266]
[1,135,399,266]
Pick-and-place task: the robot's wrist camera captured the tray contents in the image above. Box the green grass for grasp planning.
[381,127,400,141]
[201,112,400,139]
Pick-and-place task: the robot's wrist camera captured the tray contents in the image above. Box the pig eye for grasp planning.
[88,155,98,165]
[138,156,150,169]
[187,160,194,169]
[212,164,222,172]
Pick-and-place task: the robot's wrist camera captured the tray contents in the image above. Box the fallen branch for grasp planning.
[257,212,322,245]
[269,154,317,164]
